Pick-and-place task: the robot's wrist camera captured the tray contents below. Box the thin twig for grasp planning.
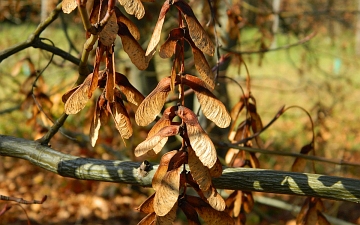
[38,113,68,145]
[0,105,21,115]
[214,140,360,167]
[0,3,62,62]
[222,31,317,55]
[0,3,92,71]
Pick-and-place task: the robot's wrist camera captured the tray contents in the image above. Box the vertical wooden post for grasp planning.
[41,0,48,22]
[356,0,360,55]
[271,0,281,49]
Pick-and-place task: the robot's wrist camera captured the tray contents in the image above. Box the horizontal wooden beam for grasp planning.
[1,135,359,203]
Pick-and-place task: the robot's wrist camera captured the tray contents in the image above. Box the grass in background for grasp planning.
[225,27,360,177]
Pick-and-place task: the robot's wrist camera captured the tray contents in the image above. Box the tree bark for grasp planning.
[0,135,359,203]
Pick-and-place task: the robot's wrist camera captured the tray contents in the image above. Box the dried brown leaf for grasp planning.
[137,193,155,214]
[145,0,171,58]
[108,98,132,139]
[242,192,254,213]
[174,0,214,56]
[188,196,234,225]
[249,107,263,133]
[291,158,307,173]
[62,0,77,14]
[62,85,80,104]
[114,7,140,40]
[230,99,245,123]
[154,203,177,225]
[135,125,179,157]
[304,206,318,225]
[100,12,118,46]
[316,211,330,225]
[159,28,183,58]
[249,153,260,168]
[36,93,53,110]
[21,74,45,94]
[224,190,237,211]
[152,150,178,191]
[188,147,212,191]
[146,107,176,153]
[184,195,208,208]
[118,0,145,19]
[291,143,313,173]
[301,198,325,225]
[89,1,101,24]
[159,39,177,59]
[232,191,242,217]
[115,72,144,107]
[167,151,188,172]
[147,120,171,153]
[135,76,171,126]
[192,45,215,90]
[169,44,182,90]
[182,29,214,89]
[184,75,231,128]
[154,166,181,216]
[232,120,251,142]
[64,74,93,114]
[89,47,105,98]
[179,200,201,225]
[203,186,226,211]
[105,48,116,102]
[138,212,156,225]
[209,158,223,178]
[296,197,310,225]
[225,148,240,166]
[300,143,314,155]
[118,23,148,70]
[89,96,104,147]
[177,106,217,168]
[249,103,264,148]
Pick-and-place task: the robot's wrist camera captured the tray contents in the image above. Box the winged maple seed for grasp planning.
[145,0,214,60]
[182,75,231,128]
[135,75,231,128]
[63,70,144,146]
[89,88,133,146]
[136,103,225,169]
[225,84,293,222]
[62,0,78,14]
[89,0,119,46]
[134,125,180,157]
[183,195,234,225]
[296,197,330,225]
[118,0,147,20]
[176,106,218,168]
[173,0,215,56]
[134,108,228,222]
[160,28,215,90]
[136,149,232,225]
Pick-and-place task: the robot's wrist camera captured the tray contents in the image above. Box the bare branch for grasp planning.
[1,135,359,203]
[222,31,317,55]
[214,140,360,167]
[0,2,92,71]
[0,3,62,63]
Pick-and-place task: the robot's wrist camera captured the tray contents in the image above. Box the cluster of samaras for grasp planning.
[61,0,235,224]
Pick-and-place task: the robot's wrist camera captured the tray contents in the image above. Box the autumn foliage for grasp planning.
[60,0,334,223]
[3,0,352,224]
[62,0,236,223]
